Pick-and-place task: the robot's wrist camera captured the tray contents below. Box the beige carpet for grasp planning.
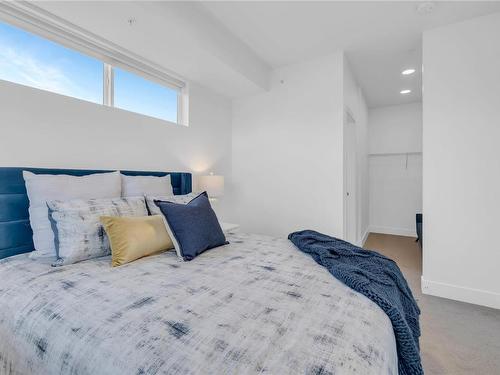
[364,233,500,375]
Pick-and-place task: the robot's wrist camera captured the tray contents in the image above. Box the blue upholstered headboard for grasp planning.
[0,167,192,260]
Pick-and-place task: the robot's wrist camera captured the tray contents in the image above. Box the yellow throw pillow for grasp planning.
[100,215,173,267]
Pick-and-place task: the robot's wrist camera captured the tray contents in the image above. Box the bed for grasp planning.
[0,168,397,375]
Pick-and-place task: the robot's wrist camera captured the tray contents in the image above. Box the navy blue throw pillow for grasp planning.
[154,192,228,261]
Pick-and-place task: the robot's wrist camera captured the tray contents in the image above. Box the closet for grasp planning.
[368,102,422,238]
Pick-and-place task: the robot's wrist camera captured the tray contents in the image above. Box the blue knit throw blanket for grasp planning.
[288,230,423,375]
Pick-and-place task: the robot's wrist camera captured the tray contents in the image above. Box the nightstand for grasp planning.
[221,222,240,233]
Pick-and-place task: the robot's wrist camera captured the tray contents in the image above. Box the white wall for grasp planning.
[230,53,345,238]
[343,56,369,245]
[422,12,500,309]
[369,103,422,154]
[0,79,233,218]
[368,103,422,237]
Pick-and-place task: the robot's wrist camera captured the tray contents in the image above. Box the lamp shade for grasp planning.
[198,174,224,198]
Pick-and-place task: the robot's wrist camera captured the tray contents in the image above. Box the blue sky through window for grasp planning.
[114,67,178,123]
[0,21,179,123]
[0,21,102,103]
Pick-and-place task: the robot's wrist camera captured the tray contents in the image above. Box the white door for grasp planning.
[344,110,357,244]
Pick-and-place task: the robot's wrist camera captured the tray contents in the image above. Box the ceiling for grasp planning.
[202,1,500,107]
[31,1,270,98]
[26,1,500,107]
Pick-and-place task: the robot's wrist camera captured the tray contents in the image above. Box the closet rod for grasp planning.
[368,152,422,157]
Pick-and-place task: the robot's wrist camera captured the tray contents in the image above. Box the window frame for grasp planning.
[0,2,189,126]
[109,64,183,124]
[103,63,114,107]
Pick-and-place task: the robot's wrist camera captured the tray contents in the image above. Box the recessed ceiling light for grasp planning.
[400,89,411,94]
[402,68,416,75]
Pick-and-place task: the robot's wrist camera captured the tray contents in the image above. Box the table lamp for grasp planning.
[198,172,224,201]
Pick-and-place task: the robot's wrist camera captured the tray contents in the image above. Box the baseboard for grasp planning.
[421,277,500,310]
[353,228,370,247]
[360,228,370,247]
[368,225,416,238]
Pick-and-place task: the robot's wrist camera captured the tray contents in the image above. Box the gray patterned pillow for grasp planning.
[48,197,148,266]
[145,192,200,215]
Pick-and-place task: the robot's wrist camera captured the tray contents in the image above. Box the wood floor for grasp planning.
[364,233,500,375]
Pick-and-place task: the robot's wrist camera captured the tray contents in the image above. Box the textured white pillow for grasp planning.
[121,174,173,197]
[145,192,200,215]
[23,171,121,259]
[48,197,147,266]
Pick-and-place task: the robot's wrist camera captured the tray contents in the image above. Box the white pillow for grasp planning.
[23,170,121,259]
[48,197,147,266]
[145,192,200,215]
[121,174,173,197]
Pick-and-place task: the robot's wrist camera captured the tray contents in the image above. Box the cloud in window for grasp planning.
[0,44,97,102]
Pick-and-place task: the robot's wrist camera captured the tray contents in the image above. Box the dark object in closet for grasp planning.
[416,214,423,247]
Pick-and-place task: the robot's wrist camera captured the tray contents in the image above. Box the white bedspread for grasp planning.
[0,232,397,375]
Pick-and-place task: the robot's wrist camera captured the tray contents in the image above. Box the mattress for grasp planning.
[0,232,397,375]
